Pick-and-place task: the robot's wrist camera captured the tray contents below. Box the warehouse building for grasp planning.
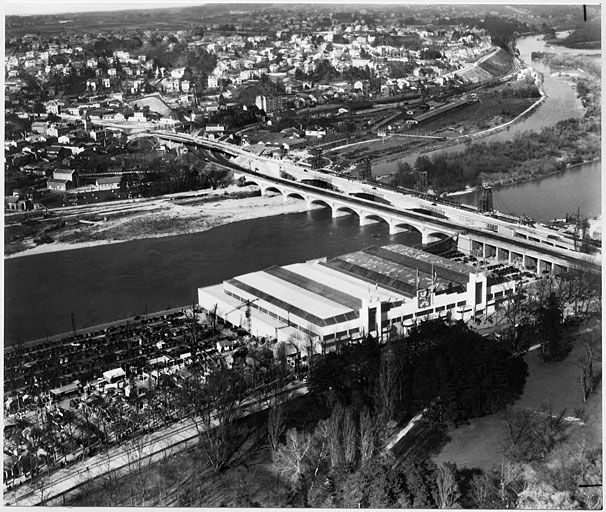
[198,244,520,353]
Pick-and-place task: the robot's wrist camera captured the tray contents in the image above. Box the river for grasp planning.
[372,33,599,173]
[4,209,419,344]
[455,159,601,222]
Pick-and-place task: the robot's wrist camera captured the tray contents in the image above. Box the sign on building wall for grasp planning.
[417,288,432,309]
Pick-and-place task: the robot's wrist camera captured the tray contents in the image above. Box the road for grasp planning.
[4,381,308,506]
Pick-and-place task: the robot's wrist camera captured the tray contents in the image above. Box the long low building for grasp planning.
[198,244,520,353]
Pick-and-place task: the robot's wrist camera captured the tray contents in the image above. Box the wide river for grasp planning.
[4,35,601,345]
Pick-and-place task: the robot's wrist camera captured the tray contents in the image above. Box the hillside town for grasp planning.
[4,3,602,510]
[6,6,528,211]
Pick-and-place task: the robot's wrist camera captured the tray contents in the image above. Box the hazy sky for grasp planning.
[5,0,598,16]
[5,1,206,15]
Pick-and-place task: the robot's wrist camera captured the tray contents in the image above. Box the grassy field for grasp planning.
[434,326,602,471]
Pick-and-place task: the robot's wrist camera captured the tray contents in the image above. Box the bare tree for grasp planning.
[359,406,376,463]
[497,458,523,506]
[326,401,344,468]
[267,404,286,456]
[434,463,461,508]
[176,363,246,474]
[575,333,599,402]
[376,346,399,422]
[469,472,493,508]
[504,406,566,462]
[342,406,357,466]
[197,366,244,474]
[272,428,314,490]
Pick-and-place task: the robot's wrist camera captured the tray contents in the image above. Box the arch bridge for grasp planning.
[130,130,601,274]
[243,174,457,244]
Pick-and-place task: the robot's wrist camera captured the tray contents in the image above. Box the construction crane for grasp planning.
[225,298,259,335]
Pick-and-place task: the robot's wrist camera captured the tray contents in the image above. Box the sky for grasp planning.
[4,0,599,16]
[5,1,205,15]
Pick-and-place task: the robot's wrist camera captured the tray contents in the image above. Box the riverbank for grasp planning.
[445,157,601,197]
[5,187,319,259]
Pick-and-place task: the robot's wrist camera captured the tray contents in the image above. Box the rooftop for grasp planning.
[323,244,475,297]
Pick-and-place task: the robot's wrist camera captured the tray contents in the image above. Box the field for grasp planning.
[434,325,602,471]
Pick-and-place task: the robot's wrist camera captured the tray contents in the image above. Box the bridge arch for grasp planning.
[307,198,333,213]
[332,205,361,219]
[285,191,307,201]
[242,179,262,189]
[262,185,285,196]
[389,221,424,237]
[360,213,390,228]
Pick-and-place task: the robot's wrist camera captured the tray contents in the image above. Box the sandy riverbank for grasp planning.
[5,190,319,259]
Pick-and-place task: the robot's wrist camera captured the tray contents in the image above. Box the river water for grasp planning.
[4,35,601,345]
[454,159,601,222]
[4,210,419,344]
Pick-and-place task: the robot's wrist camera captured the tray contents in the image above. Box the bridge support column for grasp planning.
[359,216,376,227]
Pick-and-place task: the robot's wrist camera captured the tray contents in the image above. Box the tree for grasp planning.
[358,406,377,463]
[267,404,286,455]
[272,427,321,505]
[342,406,357,466]
[176,363,246,474]
[537,292,568,361]
[517,481,578,509]
[469,471,498,508]
[376,345,398,422]
[499,282,531,353]
[326,402,344,468]
[504,406,566,462]
[434,463,461,508]
[496,459,524,507]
